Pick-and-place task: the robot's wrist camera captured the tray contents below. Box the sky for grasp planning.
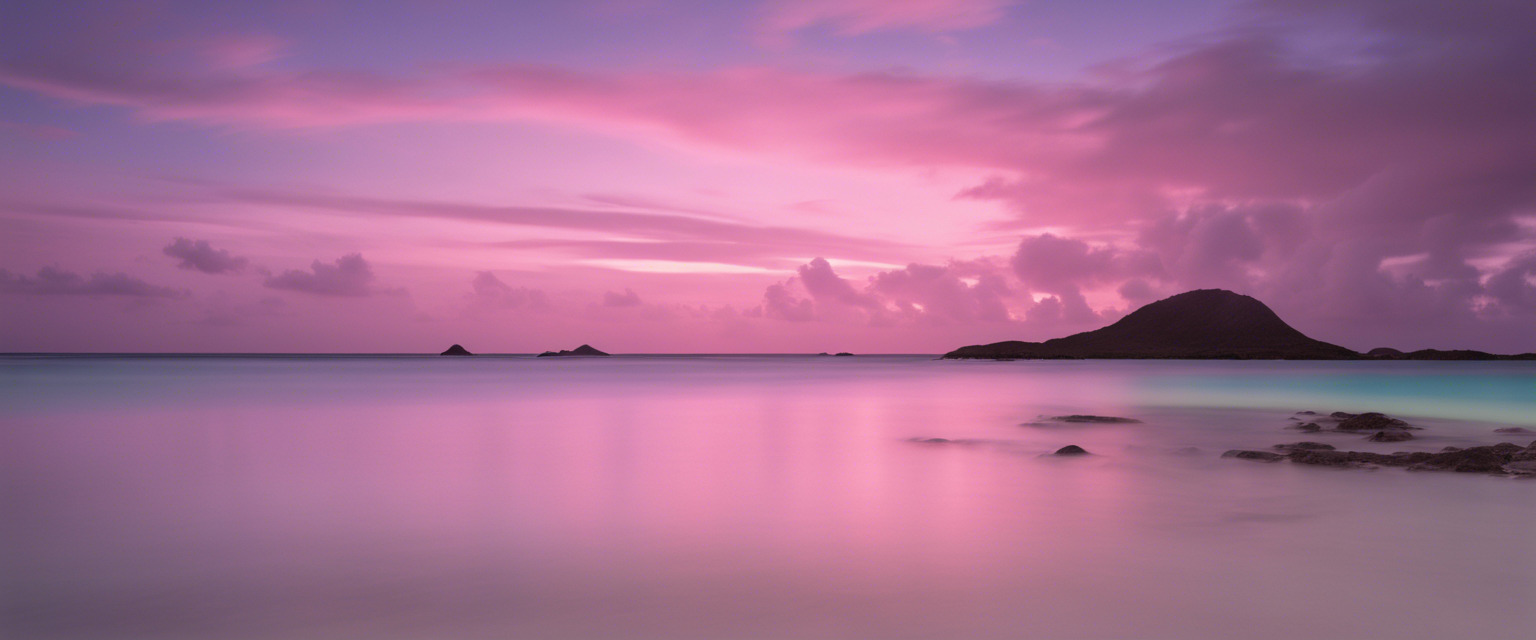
[1,0,1533,354]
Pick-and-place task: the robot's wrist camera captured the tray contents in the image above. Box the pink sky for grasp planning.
[2,0,1534,353]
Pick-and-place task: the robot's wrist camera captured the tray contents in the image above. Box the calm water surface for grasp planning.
[2,355,1533,639]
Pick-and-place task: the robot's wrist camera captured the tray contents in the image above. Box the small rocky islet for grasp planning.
[536,344,610,357]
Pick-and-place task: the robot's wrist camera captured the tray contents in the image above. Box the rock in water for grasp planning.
[440,344,473,356]
[1336,412,1410,431]
[1054,445,1090,456]
[1274,442,1335,451]
[1367,429,1414,442]
[1272,441,1536,476]
[1048,415,1142,424]
[1223,450,1286,462]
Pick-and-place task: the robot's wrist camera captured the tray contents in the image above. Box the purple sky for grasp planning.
[2,0,1533,353]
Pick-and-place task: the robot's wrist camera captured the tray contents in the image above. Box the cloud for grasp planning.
[219,188,907,265]
[1009,233,1163,304]
[758,0,1013,39]
[603,288,641,307]
[1483,250,1536,315]
[797,257,879,308]
[163,237,248,274]
[467,271,548,310]
[753,256,1118,335]
[0,266,187,298]
[759,282,816,322]
[868,260,1011,323]
[3,0,1535,350]
[263,253,383,297]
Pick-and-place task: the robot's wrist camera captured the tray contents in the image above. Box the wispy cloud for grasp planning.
[757,0,1014,40]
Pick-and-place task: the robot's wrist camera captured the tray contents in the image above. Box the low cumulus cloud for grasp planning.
[263,253,385,297]
[757,257,1032,328]
[603,288,642,307]
[0,267,187,298]
[163,237,248,274]
[467,271,548,310]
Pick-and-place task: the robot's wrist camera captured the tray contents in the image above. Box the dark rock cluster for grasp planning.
[1227,441,1536,476]
[1335,412,1414,432]
[1289,411,1419,442]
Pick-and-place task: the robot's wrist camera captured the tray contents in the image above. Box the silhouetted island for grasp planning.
[943,289,1536,360]
[537,344,610,357]
[440,344,473,356]
[944,289,1356,360]
[1363,347,1536,360]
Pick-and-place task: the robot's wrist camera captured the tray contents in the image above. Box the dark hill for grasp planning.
[944,289,1359,360]
[440,344,473,356]
[537,344,611,357]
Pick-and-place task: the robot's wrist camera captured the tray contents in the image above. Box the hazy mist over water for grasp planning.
[2,356,1533,639]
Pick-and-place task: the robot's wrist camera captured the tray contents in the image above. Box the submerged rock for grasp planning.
[834,352,855,357]
[1494,427,1535,434]
[1223,450,1286,462]
[1053,445,1090,456]
[1274,442,1335,452]
[1047,415,1143,424]
[1288,422,1323,432]
[440,344,473,356]
[908,437,952,444]
[1367,429,1415,442]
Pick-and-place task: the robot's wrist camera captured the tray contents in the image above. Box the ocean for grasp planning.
[2,355,1533,639]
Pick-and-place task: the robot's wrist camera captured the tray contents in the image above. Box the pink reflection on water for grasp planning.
[2,356,1533,639]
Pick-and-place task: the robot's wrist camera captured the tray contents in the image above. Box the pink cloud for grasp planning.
[758,0,1014,38]
[602,287,642,307]
[0,266,187,299]
[466,271,549,310]
[263,253,390,297]
[163,237,249,274]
